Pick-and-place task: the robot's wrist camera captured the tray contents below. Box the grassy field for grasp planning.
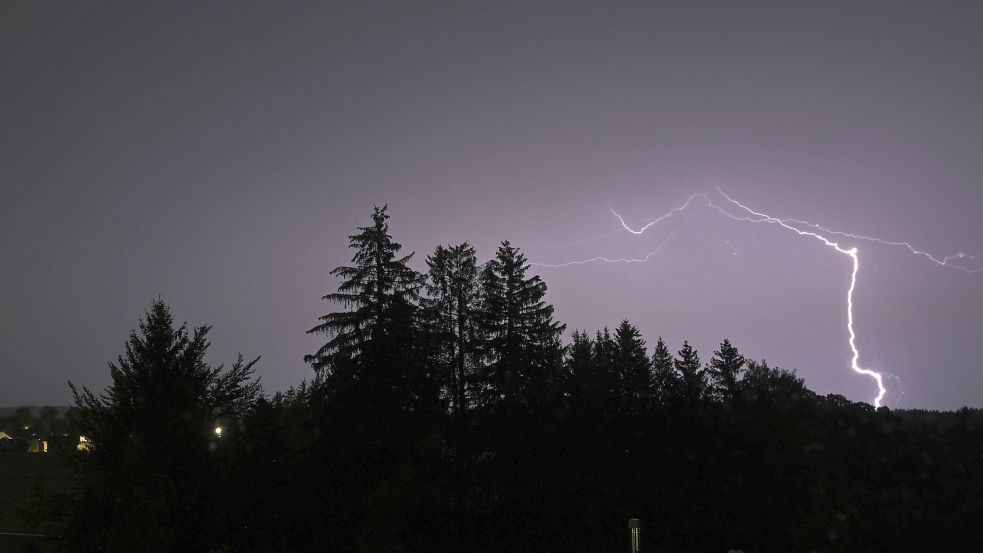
[0,452,73,551]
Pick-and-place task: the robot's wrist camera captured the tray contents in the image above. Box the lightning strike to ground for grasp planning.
[530,189,982,407]
[713,189,885,407]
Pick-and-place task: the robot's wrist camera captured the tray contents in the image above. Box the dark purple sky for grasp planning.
[3,1,982,408]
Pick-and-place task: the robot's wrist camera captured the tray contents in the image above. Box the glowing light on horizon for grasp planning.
[530,188,981,407]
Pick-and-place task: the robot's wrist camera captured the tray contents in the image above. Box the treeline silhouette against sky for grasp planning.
[3,1,983,408]
[34,206,983,553]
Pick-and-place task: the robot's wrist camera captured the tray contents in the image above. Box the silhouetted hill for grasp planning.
[0,405,71,418]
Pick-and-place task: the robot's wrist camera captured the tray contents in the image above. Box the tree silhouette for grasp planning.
[306,205,436,415]
[708,338,746,399]
[564,330,596,408]
[476,241,564,407]
[64,300,259,553]
[651,336,677,402]
[38,205,983,553]
[589,327,618,409]
[10,406,34,433]
[612,320,651,412]
[422,242,480,415]
[739,359,808,401]
[674,340,706,401]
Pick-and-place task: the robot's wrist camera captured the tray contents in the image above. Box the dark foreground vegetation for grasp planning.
[18,207,983,553]
[0,453,72,551]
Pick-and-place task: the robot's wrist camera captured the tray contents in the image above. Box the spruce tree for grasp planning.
[563,330,595,407]
[66,300,260,553]
[674,340,706,401]
[651,337,677,402]
[612,320,652,411]
[422,242,480,415]
[708,338,746,400]
[590,327,618,408]
[477,241,565,407]
[306,205,434,414]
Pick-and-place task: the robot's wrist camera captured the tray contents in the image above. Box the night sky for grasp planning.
[3,1,982,408]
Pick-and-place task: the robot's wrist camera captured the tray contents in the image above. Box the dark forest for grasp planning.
[20,206,983,553]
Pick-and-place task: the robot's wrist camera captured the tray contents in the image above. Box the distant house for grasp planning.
[0,430,27,452]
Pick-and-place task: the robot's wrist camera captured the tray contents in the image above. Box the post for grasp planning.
[629,518,641,553]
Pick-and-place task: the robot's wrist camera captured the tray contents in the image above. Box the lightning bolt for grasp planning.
[530,210,697,267]
[530,188,981,407]
[711,189,885,407]
[729,206,982,273]
[610,193,708,234]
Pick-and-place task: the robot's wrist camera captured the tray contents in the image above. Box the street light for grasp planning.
[214,426,223,438]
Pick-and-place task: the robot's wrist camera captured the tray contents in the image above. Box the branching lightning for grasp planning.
[531,210,698,267]
[610,193,708,235]
[530,189,982,407]
[712,189,885,407]
[778,218,982,274]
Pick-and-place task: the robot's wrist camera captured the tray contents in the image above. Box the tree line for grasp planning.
[31,206,983,553]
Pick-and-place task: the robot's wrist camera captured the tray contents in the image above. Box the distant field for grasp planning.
[0,453,73,550]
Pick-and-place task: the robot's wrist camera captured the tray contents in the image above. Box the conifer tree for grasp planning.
[708,338,746,400]
[612,320,652,410]
[590,327,618,408]
[674,341,706,401]
[651,337,677,402]
[422,242,480,414]
[477,241,565,407]
[563,330,595,407]
[306,205,434,414]
[66,300,260,552]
